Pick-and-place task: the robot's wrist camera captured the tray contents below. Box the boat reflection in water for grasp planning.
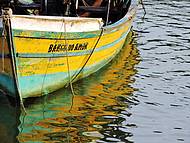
[17,30,140,142]
[0,93,20,143]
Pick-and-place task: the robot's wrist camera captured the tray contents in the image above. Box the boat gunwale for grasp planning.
[0,0,138,39]
[0,0,138,24]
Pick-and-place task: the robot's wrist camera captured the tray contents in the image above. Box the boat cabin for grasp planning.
[0,0,131,25]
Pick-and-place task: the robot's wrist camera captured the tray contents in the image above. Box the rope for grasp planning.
[71,27,104,82]
[1,25,5,72]
[64,20,75,97]
[62,20,76,114]
[39,19,67,117]
[81,0,90,7]
[62,19,75,143]
[40,18,66,96]
[40,17,75,101]
[140,0,146,14]
[7,18,26,113]
[2,10,27,113]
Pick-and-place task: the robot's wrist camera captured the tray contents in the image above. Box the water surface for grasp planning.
[130,0,190,142]
[0,0,190,142]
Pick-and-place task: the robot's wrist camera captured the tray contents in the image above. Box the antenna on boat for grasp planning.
[105,0,111,25]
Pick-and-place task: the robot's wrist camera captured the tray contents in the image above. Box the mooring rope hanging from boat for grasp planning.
[5,15,27,114]
[39,18,64,112]
[63,20,75,97]
[2,9,27,113]
[1,24,5,73]
[40,17,75,104]
[71,27,104,82]
[140,0,146,15]
[40,18,66,97]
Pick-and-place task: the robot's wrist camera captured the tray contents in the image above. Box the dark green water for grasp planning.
[1,0,190,142]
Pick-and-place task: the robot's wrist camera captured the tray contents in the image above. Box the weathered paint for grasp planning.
[11,16,103,32]
[0,0,138,98]
[0,27,18,97]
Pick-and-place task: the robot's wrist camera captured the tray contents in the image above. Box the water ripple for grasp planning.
[131,0,190,142]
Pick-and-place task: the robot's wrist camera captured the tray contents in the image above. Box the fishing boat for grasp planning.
[0,0,138,99]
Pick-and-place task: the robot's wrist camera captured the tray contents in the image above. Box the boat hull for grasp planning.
[0,1,138,98]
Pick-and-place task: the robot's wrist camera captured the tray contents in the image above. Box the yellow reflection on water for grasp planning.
[18,30,140,142]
